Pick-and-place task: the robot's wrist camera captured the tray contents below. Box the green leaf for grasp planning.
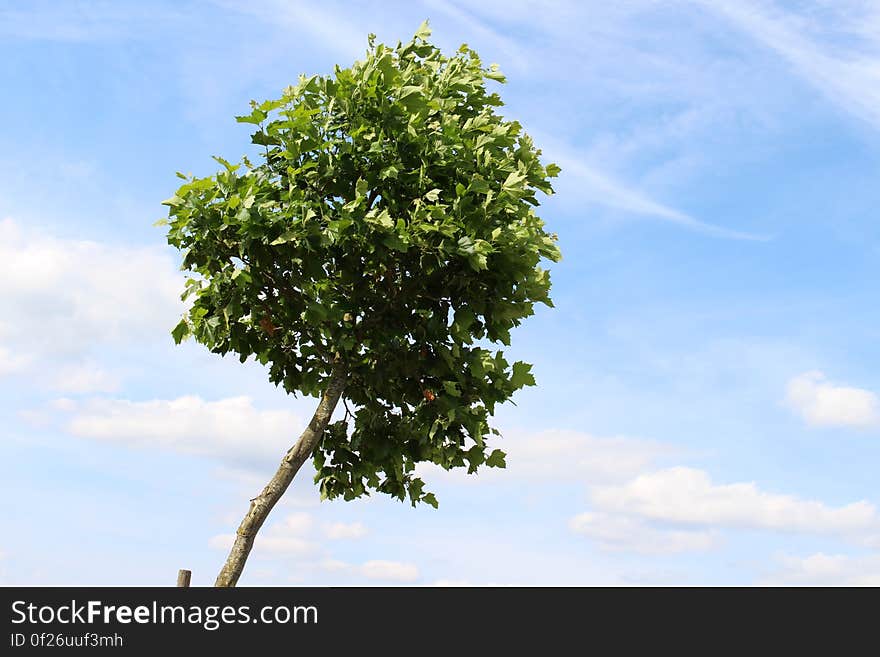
[511,361,536,389]
[355,177,369,199]
[468,177,490,194]
[366,208,394,229]
[171,319,190,344]
[235,108,268,125]
[468,253,488,271]
[380,165,399,180]
[211,155,239,172]
[414,19,431,41]
[271,230,299,245]
[485,64,506,83]
[502,170,527,191]
[486,449,506,468]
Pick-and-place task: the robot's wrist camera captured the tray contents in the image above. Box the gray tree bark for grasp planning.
[215,359,347,587]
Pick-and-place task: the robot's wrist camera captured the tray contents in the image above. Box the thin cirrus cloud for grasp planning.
[213,0,383,59]
[423,1,772,241]
[422,0,530,71]
[0,2,180,42]
[548,151,770,241]
[785,371,880,428]
[699,0,880,131]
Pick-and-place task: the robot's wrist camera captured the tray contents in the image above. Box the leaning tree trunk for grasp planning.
[215,359,347,587]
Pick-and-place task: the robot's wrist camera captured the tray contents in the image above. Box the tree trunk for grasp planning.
[214,359,347,587]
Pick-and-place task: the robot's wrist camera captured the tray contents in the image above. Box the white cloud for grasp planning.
[256,535,317,556]
[210,512,319,557]
[591,466,880,536]
[269,512,314,537]
[232,503,413,585]
[323,521,368,540]
[504,429,671,482]
[416,428,672,485]
[319,558,350,572]
[50,398,77,412]
[785,371,880,428]
[359,560,419,583]
[569,511,718,554]
[0,346,30,376]
[208,534,235,550]
[209,533,317,557]
[208,534,235,551]
[317,557,419,583]
[0,218,184,365]
[760,552,880,586]
[50,362,121,394]
[61,395,302,467]
[430,578,473,587]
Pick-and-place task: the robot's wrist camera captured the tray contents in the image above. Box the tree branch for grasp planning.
[215,356,347,587]
[366,188,380,211]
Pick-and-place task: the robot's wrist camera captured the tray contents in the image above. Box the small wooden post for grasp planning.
[177,569,192,588]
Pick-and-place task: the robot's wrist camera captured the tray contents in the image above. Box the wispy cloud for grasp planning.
[550,151,770,240]
[0,1,187,42]
[700,0,880,131]
[422,0,529,71]
[213,0,379,60]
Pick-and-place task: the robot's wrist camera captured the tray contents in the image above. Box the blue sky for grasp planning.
[2,0,880,586]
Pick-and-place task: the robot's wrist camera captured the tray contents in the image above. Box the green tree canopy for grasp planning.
[162,20,560,586]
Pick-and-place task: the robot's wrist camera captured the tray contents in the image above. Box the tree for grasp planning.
[161,21,561,587]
